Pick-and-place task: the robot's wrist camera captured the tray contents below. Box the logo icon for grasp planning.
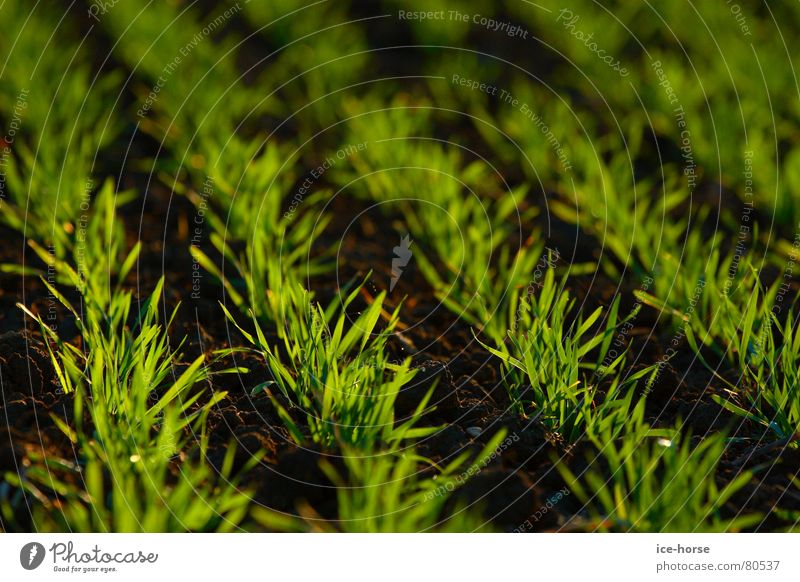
[390,234,413,292]
[20,542,46,570]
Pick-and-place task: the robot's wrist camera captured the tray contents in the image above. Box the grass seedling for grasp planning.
[1,0,122,252]
[254,430,508,532]
[21,179,140,307]
[13,274,254,532]
[551,131,690,282]
[412,195,544,344]
[557,412,760,532]
[705,306,800,442]
[479,266,645,442]
[19,276,227,434]
[224,276,438,450]
[699,263,773,367]
[187,140,332,323]
[638,247,778,371]
[101,0,260,143]
[335,112,542,341]
[10,180,254,532]
[3,413,255,533]
[659,257,800,442]
[242,0,370,138]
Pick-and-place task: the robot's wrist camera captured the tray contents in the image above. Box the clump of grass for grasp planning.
[479,266,648,442]
[255,431,508,533]
[556,410,760,532]
[706,305,800,442]
[242,0,370,137]
[335,107,542,341]
[699,261,776,369]
[22,180,139,307]
[3,413,254,533]
[551,131,689,282]
[101,0,258,144]
[13,275,254,532]
[225,277,438,450]
[0,0,122,252]
[647,253,800,442]
[637,247,777,371]
[412,189,543,344]
[472,79,586,188]
[19,276,225,434]
[187,140,332,323]
[10,188,254,532]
